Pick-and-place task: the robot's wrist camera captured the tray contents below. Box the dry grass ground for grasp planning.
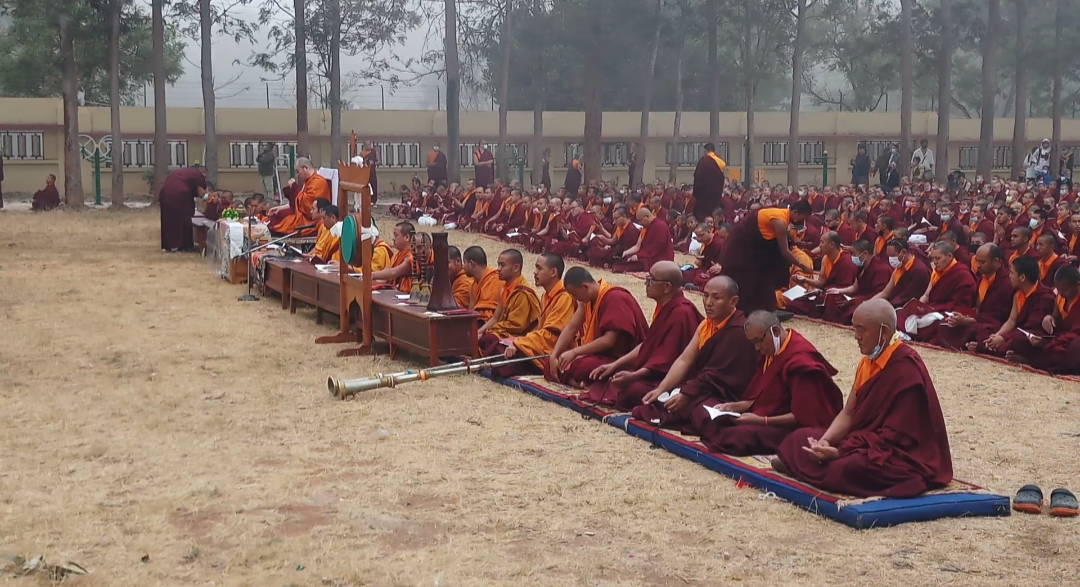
[1,208,1078,587]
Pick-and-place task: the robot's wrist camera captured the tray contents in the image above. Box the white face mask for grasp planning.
[619,189,626,195]
[940,214,951,222]
[603,197,612,204]
[770,327,782,355]
[1029,218,1040,229]
[889,256,902,269]
[433,146,440,152]
[798,190,806,196]
[1061,188,1068,195]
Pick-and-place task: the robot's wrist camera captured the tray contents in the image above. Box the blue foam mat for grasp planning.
[488,373,1011,530]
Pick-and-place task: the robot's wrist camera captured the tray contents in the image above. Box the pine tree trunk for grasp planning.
[152,0,167,201]
[635,0,664,187]
[582,0,604,184]
[707,0,719,147]
[742,0,753,186]
[531,81,544,186]
[899,0,913,177]
[669,3,687,184]
[200,0,218,186]
[445,0,462,184]
[60,2,85,208]
[329,0,341,164]
[1010,0,1026,179]
[787,0,807,186]
[109,0,125,208]
[977,0,999,179]
[498,0,513,182]
[936,0,952,180]
[294,0,310,157]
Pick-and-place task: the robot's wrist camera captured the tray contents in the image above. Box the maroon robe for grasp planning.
[1021,297,1080,374]
[821,256,893,325]
[720,210,792,315]
[474,149,494,188]
[579,293,703,408]
[974,285,1057,357]
[159,167,207,251]
[616,218,675,273]
[835,222,857,246]
[933,268,1015,350]
[1039,256,1069,288]
[698,331,844,456]
[31,185,61,211]
[776,345,954,498]
[549,287,649,386]
[551,211,597,258]
[786,252,859,318]
[692,154,726,222]
[683,237,724,288]
[887,258,932,308]
[896,263,977,343]
[631,311,758,433]
[587,223,641,268]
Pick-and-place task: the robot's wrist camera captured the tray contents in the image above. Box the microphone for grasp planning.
[295,223,317,231]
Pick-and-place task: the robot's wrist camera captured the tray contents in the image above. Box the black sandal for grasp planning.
[1012,485,1044,514]
[1049,488,1078,518]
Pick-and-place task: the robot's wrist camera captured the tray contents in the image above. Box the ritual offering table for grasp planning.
[263,257,302,309]
[289,263,341,324]
[365,286,479,365]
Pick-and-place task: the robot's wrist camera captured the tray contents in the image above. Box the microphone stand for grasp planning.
[237,223,317,303]
[238,213,259,302]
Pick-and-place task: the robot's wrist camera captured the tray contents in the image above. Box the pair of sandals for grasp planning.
[1013,486,1078,517]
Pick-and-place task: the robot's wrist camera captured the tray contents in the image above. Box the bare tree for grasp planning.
[1051,0,1064,179]
[634,0,665,187]
[109,0,125,208]
[787,0,816,186]
[59,0,85,208]
[295,0,309,156]
[582,0,604,183]
[742,0,754,185]
[152,0,168,200]
[200,0,218,184]
[976,0,999,179]
[445,0,461,184]
[937,0,952,181]
[498,0,513,181]
[899,0,912,177]
[328,0,341,162]
[669,0,689,183]
[708,0,719,147]
[528,0,545,186]
[1010,0,1026,178]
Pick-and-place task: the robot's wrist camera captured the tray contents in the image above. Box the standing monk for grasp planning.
[493,253,577,378]
[582,262,703,408]
[427,142,448,186]
[615,207,675,273]
[360,143,380,203]
[159,165,208,252]
[473,142,495,189]
[268,157,329,237]
[692,143,726,222]
[697,311,844,456]
[548,267,649,388]
[720,200,815,314]
[478,249,542,347]
[773,300,954,499]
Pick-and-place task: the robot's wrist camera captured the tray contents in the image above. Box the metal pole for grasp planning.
[437,86,441,111]
[93,151,102,206]
[266,83,270,109]
[517,158,524,185]
[381,86,385,110]
[821,151,829,187]
[288,145,296,179]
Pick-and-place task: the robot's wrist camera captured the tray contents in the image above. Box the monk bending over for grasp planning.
[447,246,474,309]
[464,246,502,324]
[895,241,977,342]
[478,249,542,351]
[773,299,954,498]
[696,311,844,456]
[548,267,649,388]
[582,261,703,409]
[1005,266,1080,374]
[31,174,61,211]
[967,256,1057,358]
[633,276,758,433]
[492,253,577,378]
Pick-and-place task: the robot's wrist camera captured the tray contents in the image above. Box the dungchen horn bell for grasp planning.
[326,354,549,400]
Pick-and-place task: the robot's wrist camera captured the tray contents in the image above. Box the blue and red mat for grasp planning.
[485,372,1011,530]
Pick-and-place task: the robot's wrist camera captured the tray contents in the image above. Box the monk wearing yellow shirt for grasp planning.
[309,204,343,263]
[304,198,332,262]
[464,246,502,323]
[478,249,542,346]
[491,253,577,377]
[447,246,475,309]
[370,221,418,293]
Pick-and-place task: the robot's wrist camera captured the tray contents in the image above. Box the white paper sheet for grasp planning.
[657,388,681,403]
[703,405,742,421]
[782,285,807,301]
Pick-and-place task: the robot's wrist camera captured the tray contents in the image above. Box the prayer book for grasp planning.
[782,285,807,301]
[657,388,681,403]
[703,405,742,421]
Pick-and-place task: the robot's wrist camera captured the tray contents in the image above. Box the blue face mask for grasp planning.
[866,325,888,359]
[940,214,951,222]
[852,255,864,267]
[1029,218,1040,229]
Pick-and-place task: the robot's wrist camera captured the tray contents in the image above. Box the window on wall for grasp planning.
[958,147,978,170]
[858,140,897,161]
[229,141,297,168]
[762,141,825,166]
[992,146,1012,170]
[665,142,730,166]
[459,142,528,165]
[121,140,187,168]
[0,131,45,160]
[563,142,582,166]
[562,142,632,167]
[762,142,788,165]
[375,142,422,168]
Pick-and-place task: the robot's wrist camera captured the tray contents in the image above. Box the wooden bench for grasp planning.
[289,262,341,324]
[192,216,215,253]
[263,257,298,310]
[367,287,479,365]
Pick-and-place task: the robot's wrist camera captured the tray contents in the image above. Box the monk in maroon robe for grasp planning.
[31,174,61,211]
[1035,234,1069,288]
[587,207,640,268]
[871,240,932,308]
[825,210,856,246]
[934,244,1015,350]
[581,262,703,408]
[632,276,758,433]
[548,267,649,388]
[159,166,208,251]
[692,143,727,222]
[614,207,675,273]
[550,200,597,259]
[774,300,953,498]
[821,239,893,325]
[473,144,495,188]
[968,256,1057,358]
[896,241,977,343]
[721,201,815,315]
[683,224,725,289]
[786,231,859,318]
[1004,266,1080,374]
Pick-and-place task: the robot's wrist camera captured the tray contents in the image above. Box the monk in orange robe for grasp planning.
[720,201,815,314]
[774,300,953,498]
[370,221,418,293]
[447,246,475,309]
[968,256,1057,358]
[479,249,543,350]
[548,267,649,388]
[492,253,577,378]
[464,246,503,323]
[308,204,342,263]
[268,157,328,237]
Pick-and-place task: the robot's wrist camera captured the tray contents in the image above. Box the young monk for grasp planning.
[309,204,342,263]
[447,246,474,309]
[1035,233,1068,288]
[632,276,758,432]
[586,207,640,268]
[464,246,502,323]
[895,241,977,342]
[1005,266,1080,374]
[581,262,703,408]
[821,239,894,325]
[548,267,649,388]
[968,256,1057,358]
[786,231,859,318]
[494,253,577,378]
[682,223,725,291]
[478,249,542,349]
[369,221,418,293]
[934,243,1015,350]
[615,207,675,273]
[550,199,596,259]
[773,299,954,498]
[695,311,844,456]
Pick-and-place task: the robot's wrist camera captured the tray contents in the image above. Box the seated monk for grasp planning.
[785,231,859,318]
[934,243,1014,350]
[268,157,328,237]
[464,246,502,324]
[632,276,758,432]
[1035,234,1068,288]
[492,253,577,378]
[444,180,479,226]
[967,256,1057,358]
[895,241,977,342]
[308,204,342,263]
[369,221,418,293]
[775,246,815,311]
[871,239,932,308]
[550,200,596,259]
[772,299,954,498]
[548,267,649,388]
[482,189,513,235]
[614,207,675,273]
[332,220,393,273]
[682,223,725,291]
[527,197,560,254]
[586,206,640,269]
[478,249,542,351]
[1005,266,1080,374]
[447,246,474,309]
[31,174,61,211]
[581,262,703,408]
[460,188,493,232]
[697,311,844,456]
[491,190,527,237]
[821,239,894,325]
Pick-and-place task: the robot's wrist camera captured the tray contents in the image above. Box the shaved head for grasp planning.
[746,310,781,330]
[852,299,896,356]
[703,275,739,321]
[705,275,738,297]
[650,260,683,287]
[854,299,896,331]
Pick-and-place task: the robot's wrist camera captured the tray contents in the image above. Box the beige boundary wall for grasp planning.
[4,97,1080,197]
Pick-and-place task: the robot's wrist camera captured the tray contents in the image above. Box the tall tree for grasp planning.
[581,0,604,183]
[295,0,309,156]
[445,0,462,184]
[742,0,754,185]
[199,0,218,184]
[497,0,513,182]
[109,0,125,207]
[152,0,168,199]
[328,0,341,162]
[634,0,665,187]
[1010,0,1026,178]
[708,0,719,147]
[1051,0,1064,179]
[59,0,85,207]
[936,0,952,181]
[669,0,689,183]
[976,0,1000,179]
[899,0,912,176]
[787,0,816,186]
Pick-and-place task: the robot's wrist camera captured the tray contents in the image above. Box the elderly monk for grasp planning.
[548,267,649,388]
[268,157,328,237]
[692,142,727,222]
[696,311,844,456]
[934,244,1015,350]
[821,239,894,324]
[968,256,1057,358]
[895,241,977,342]
[31,174,61,211]
[582,262,703,408]
[462,246,502,323]
[871,239,932,308]
[682,223,725,290]
[772,300,954,498]
[493,253,577,378]
[587,207,641,268]
[632,276,758,432]
[1005,266,1080,374]
[369,222,418,293]
[1035,234,1068,288]
[159,165,208,252]
[721,200,815,314]
[615,207,675,273]
[786,231,859,318]
[478,249,542,350]
[447,246,475,309]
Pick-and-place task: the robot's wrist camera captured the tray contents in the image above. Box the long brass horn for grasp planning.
[326,354,548,400]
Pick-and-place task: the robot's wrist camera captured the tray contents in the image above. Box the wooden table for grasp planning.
[263,258,299,310]
[289,263,341,324]
[192,216,215,253]
[366,286,479,365]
